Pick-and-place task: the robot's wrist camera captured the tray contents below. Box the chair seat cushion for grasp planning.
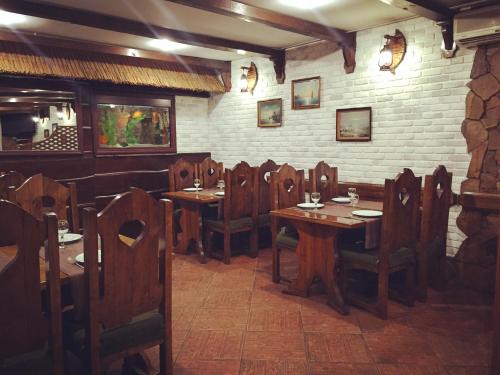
[72,310,164,358]
[257,213,271,227]
[205,217,253,232]
[276,227,298,250]
[340,244,415,268]
[0,346,52,375]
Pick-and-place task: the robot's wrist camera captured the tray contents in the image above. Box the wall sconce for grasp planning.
[378,29,406,73]
[239,62,258,94]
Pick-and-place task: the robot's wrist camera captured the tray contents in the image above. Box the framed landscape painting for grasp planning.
[258,99,282,128]
[292,76,320,110]
[336,107,372,141]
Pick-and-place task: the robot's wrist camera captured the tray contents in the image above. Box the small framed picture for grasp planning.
[336,107,372,142]
[257,99,282,128]
[292,76,320,110]
[43,129,50,138]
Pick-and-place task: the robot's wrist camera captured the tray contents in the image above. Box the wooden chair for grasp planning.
[78,188,173,375]
[417,165,452,302]
[339,168,422,319]
[257,159,280,229]
[308,161,338,202]
[493,222,500,375]
[270,163,305,283]
[168,158,197,191]
[197,157,223,189]
[0,170,26,199]
[9,173,80,233]
[0,201,63,375]
[204,161,258,264]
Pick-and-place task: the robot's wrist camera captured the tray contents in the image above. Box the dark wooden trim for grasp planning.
[0,30,231,74]
[165,0,353,46]
[459,192,500,211]
[377,0,454,21]
[270,51,286,84]
[494,224,500,374]
[0,0,280,56]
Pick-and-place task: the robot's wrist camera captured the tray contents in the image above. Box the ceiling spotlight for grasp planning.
[8,98,17,102]
[278,0,333,9]
[0,10,27,25]
[128,49,139,57]
[148,39,187,51]
[236,49,247,55]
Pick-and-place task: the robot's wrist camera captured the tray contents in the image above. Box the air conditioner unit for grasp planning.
[454,5,500,48]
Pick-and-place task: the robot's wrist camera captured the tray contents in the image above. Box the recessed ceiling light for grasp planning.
[21,90,28,93]
[128,49,139,57]
[278,0,333,9]
[242,18,252,23]
[8,98,17,102]
[236,49,247,55]
[0,10,27,25]
[148,39,187,52]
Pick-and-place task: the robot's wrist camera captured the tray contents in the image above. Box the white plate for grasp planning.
[75,250,102,264]
[352,210,383,218]
[297,202,325,209]
[183,187,203,192]
[214,191,225,196]
[62,233,82,244]
[332,197,351,203]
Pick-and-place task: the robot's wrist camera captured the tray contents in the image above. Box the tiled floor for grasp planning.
[141,248,493,375]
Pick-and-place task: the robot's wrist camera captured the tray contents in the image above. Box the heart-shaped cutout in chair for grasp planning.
[118,220,146,248]
[399,188,410,206]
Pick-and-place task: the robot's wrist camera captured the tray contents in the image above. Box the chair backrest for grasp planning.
[380,168,422,257]
[0,171,26,199]
[0,201,62,373]
[258,159,280,215]
[308,161,338,202]
[83,188,173,330]
[198,157,223,189]
[420,165,452,246]
[224,161,258,221]
[168,159,196,191]
[270,163,305,210]
[9,173,80,232]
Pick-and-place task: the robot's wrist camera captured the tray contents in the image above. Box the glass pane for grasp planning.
[97,103,171,149]
[0,88,78,152]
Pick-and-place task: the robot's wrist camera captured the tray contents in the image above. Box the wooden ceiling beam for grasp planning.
[0,0,280,57]
[377,0,454,22]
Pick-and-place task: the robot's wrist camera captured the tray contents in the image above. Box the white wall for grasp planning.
[175,96,210,153]
[204,17,475,255]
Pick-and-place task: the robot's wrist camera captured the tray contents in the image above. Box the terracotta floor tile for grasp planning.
[364,334,440,365]
[239,359,309,375]
[248,307,302,332]
[309,363,379,375]
[243,332,306,360]
[354,309,416,335]
[192,307,249,330]
[377,364,449,374]
[305,333,372,363]
[251,287,303,308]
[426,332,492,366]
[204,289,252,309]
[172,304,198,331]
[301,304,361,333]
[177,330,244,361]
[210,269,256,290]
[444,366,491,375]
[173,359,241,375]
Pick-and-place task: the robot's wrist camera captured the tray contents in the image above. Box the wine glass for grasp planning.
[348,187,357,198]
[310,192,321,210]
[350,193,360,207]
[193,178,201,191]
[217,179,225,190]
[58,219,69,249]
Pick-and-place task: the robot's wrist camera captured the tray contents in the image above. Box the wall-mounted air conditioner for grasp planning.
[454,5,500,48]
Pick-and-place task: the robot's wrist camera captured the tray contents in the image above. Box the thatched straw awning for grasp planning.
[0,41,226,93]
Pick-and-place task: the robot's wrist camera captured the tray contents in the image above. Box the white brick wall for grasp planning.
[204,17,475,255]
[175,96,210,153]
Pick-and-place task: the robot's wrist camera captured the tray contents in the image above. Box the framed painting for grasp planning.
[292,76,320,110]
[336,107,372,141]
[258,99,282,128]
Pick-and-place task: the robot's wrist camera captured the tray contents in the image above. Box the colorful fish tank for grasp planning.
[95,96,175,154]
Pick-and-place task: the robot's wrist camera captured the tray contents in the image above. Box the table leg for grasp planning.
[284,222,349,315]
[175,201,207,264]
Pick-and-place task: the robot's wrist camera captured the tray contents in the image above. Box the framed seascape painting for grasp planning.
[292,76,320,110]
[258,99,282,128]
[336,107,372,141]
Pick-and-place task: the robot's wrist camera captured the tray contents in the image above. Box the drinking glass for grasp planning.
[217,179,225,190]
[350,193,360,207]
[193,178,201,191]
[348,187,357,198]
[58,219,69,249]
[310,192,321,209]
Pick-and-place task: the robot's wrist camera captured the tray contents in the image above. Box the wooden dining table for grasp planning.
[271,199,383,315]
[163,187,223,263]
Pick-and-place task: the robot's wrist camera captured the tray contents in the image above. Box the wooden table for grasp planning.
[163,188,223,263]
[271,200,383,315]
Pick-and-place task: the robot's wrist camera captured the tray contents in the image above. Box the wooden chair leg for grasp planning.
[249,227,258,258]
[376,272,389,320]
[272,245,280,283]
[204,227,213,258]
[223,232,231,265]
[160,342,173,375]
[417,243,428,302]
[404,265,416,307]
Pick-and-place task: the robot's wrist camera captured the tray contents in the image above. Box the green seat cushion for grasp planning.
[257,213,271,227]
[205,217,253,232]
[340,244,415,268]
[0,346,52,375]
[72,310,164,358]
[276,227,298,250]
